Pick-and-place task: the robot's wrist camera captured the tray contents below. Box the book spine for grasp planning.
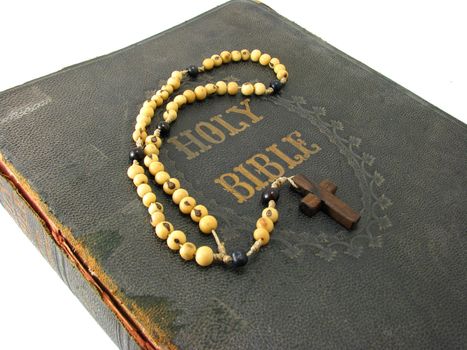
[0,170,141,350]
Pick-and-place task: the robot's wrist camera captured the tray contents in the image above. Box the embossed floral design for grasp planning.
[291,96,306,105]
[330,120,344,131]
[265,94,393,261]
[377,194,393,210]
[317,248,338,262]
[362,152,376,166]
[349,136,362,148]
[373,171,385,187]
[344,245,364,258]
[368,235,384,248]
[377,215,392,230]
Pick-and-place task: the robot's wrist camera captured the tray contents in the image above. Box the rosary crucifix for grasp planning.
[289,174,361,230]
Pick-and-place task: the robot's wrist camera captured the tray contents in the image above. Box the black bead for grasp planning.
[231,250,248,267]
[129,147,145,162]
[157,121,171,137]
[270,79,283,93]
[261,187,280,205]
[187,65,199,77]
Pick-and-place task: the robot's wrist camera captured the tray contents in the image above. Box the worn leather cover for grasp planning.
[0,1,466,349]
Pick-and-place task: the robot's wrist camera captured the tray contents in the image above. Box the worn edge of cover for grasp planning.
[0,0,465,349]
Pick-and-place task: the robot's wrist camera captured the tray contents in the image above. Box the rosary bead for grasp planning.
[259,53,271,66]
[144,154,158,168]
[250,49,262,62]
[167,230,186,251]
[159,90,170,101]
[134,121,147,132]
[155,171,171,185]
[179,196,197,214]
[129,147,145,163]
[157,121,171,137]
[199,215,217,234]
[241,82,254,96]
[149,161,164,175]
[254,82,266,95]
[136,184,152,199]
[163,177,180,194]
[148,201,164,215]
[146,135,162,148]
[202,58,215,70]
[256,217,274,233]
[231,50,241,62]
[273,64,286,74]
[205,83,217,95]
[261,187,280,205]
[179,242,197,261]
[269,79,283,93]
[173,94,187,108]
[231,250,248,267]
[142,192,157,207]
[144,135,155,147]
[253,228,270,246]
[150,211,166,227]
[277,70,288,80]
[163,110,177,123]
[269,57,280,68]
[220,50,231,63]
[194,86,207,100]
[241,49,250,61]
[133,173,148,186]
[133,129,147,142]
[211,54,223,67]
[143,99,157,110]
[127,164,144,179]
[136,114,151,125]
[167,77,181,90]
[183,89,196,104]
[215,81,227,95]
[172,188,189,205]
[162,84,174,94]
[195,246,214,267]
[155,221,174,240]
[262,207,279,223]
[187,65,199,77]
[144,143,159,156]
[171,70,183,80]
[227,81,239,95]
[190,204,208,222]
[140,105,155,119]
[166,101,179,112]
[151,94,164,107]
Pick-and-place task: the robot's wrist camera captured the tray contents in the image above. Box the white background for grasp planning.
[0,0,465,349]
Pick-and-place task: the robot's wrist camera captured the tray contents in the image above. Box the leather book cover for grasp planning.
[0,0,465,349]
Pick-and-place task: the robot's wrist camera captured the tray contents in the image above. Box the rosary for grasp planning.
[127,49,360,268]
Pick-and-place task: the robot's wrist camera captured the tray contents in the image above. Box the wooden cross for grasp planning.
[290,174,361,230]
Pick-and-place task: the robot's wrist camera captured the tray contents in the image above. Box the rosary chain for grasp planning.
[127,49,289,268]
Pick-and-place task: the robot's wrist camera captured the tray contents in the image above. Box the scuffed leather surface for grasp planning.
[0,175,140,350]
[0,0,466,348]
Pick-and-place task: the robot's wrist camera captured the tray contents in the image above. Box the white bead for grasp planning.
[241,82,254,96]
[216,81,227,95]
[171,71,183,80]
[254,82,266,95]
[250,49,262,62]
[167,77,180,89]
[174,94,187,107]
[259,53,271,66]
